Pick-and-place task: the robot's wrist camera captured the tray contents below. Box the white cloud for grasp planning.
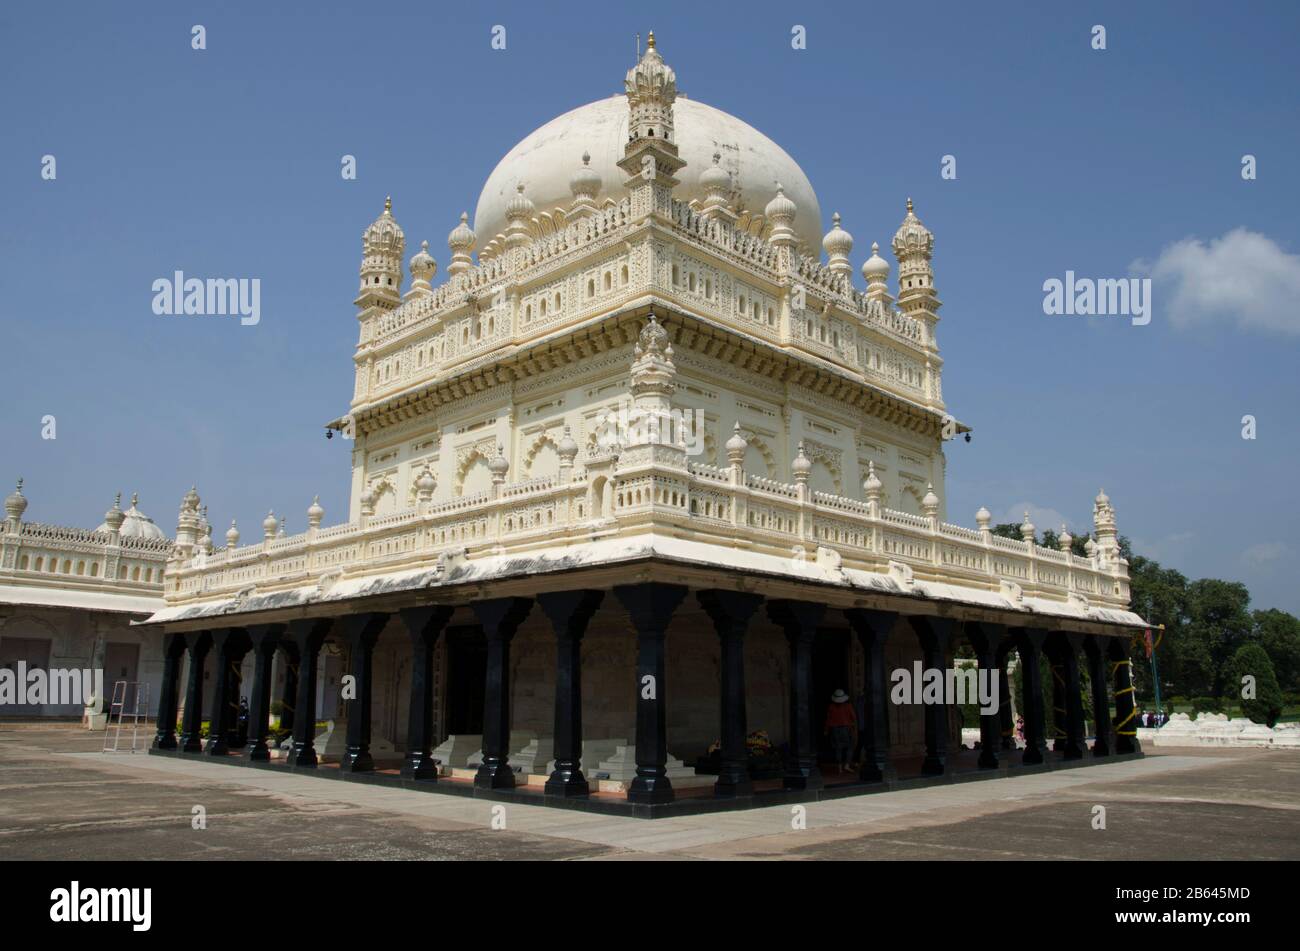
[1131,531,1196,564]
[1242,541,1291,568]
[1132,228,1300,335]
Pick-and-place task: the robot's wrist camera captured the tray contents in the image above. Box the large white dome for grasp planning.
[473,96,822,255]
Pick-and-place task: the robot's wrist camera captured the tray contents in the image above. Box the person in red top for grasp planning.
[824,689,857,774]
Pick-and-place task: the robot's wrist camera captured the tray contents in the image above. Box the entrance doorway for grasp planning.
[812,628,851,761]
[444,626,486,736]
[104,642,142,718]
[0,637,52,716]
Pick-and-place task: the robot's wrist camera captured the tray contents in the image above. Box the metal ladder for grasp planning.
[102,680,150,753]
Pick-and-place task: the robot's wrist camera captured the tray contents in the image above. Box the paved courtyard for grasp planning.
[1,727,1297,860]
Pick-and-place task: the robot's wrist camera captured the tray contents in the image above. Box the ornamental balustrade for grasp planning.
[167,458,1129,609]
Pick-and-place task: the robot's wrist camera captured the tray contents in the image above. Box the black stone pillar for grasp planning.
[996,640,1016,751]
[244,624,285,761]
[276,640,299,736]
[1014,628,1049,765]
[472,597,534,790]
[178,631,212,753]
[152,633,187,750]
[1084,634,1112,757]
[766,599,826,791]
[1044,640,1069,753]
[1058,634,1086,759]
[698,590,764,798]
[538,590,605,798]
[286,618,332,768]
[844,609,896,782]
[912,616,956,776]
[1108,637,1141,754]
[398,605,453,781]
[615,583,688,804]
[967,622,1006,769]
[338,612,391,773]
[207,629,251,755]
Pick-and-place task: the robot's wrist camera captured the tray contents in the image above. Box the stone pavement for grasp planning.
[1,727,1297,859]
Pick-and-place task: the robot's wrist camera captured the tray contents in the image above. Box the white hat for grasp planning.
[831,689,849,703]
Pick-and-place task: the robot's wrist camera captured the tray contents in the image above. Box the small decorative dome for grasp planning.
[409,240,437,283]
[891,197,933,260]
[863,461,883,494]
[448,211,476,252]
[764,183,797,223]
[557,426,579,459]
[862,241,890,281]
[635,313,671,358]
[488,444,510,476]
[1059,525,1074,550]
[505,184,535,224]
[363,195,404,250]
[922,483,940,510]
[103,492,125,532]
[307,495,325,521]
[975,505,992,528]
[725,422,748,455]
[822,212,853,258]
[4,478,26,520]
[792,441,812,476]
[569,151,602,200]
[99,492,167,540]
[262,510,278,536]
[1020,511,1036,540]
[416,467,437,494]
[226,519,240,547]
[700,152,731,196]
[1095,488,1110,506]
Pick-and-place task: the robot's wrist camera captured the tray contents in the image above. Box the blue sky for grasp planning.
[3,1,1298,613]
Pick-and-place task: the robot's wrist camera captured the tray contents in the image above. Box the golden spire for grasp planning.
[647,30,656,50]
[906,197,914,213]
[384,195,392,213]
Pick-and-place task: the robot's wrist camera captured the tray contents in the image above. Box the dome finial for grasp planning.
[906,196,913,213]
[647,30,655,50]
[384,195,392,213]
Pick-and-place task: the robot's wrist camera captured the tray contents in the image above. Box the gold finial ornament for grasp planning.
[384,195,392,212]
[647,30,655,50]
[906,197,914,213]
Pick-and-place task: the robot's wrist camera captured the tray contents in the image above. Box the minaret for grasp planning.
[822,212,854,283]
[405,240,437,299]
[616,30,686,222]
[892,198,944,408]
[354,196,405,320]
[174,486,202,560]
[861,241,893,306]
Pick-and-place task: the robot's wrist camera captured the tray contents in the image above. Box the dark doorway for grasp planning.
[444,626,486,735]
[812,627,851,761]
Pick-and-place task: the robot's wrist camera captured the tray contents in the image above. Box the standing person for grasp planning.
[824,689,857,775]
[1015,715,1025,746]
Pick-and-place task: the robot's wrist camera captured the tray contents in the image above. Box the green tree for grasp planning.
[1226,643,1284,726]
[1253,608,1300,691]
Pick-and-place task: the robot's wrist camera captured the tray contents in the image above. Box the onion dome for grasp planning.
[792,441,812,478]
[505,184,535,225]
[557,426,579,461]
[570,151,602,201]
[891,197,933,260]
[920,485,941,517]
[822,212,853,258]
[102,492,125,533]
[863,461,883,495]
[226,519,240,547]
[488,444,510,480]
[307,495,325,526]
[415,467,437,496]
[448,211,476,253]
[1020,511,1036,542]
[726,422,748,456]
[975,505,992,529]
[262,510,278,538]
[364,195,405,250]
[1059,525,1074,551]
[408,240,437,286]
[765,183,797,224]
[1095,488,1110,506]
[4,478,26,521]
[862,241,890,282]
[700,152,731,198]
